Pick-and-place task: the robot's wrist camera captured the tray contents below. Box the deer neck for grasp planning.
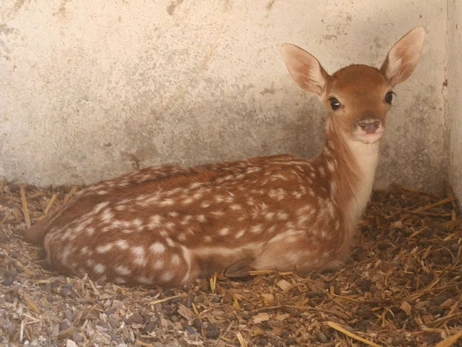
[322,118,380,235]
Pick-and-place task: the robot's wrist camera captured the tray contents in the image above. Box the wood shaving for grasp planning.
[0,181,461,346]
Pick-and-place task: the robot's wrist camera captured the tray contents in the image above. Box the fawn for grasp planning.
[26,27,425,287]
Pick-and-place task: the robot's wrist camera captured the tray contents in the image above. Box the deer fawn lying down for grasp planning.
[26,27,425,287]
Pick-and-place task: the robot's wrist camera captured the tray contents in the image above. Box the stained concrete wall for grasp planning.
[448,1,462,204]
[0,1,447,192]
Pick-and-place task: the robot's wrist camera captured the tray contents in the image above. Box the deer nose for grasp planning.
[357,114,381,134]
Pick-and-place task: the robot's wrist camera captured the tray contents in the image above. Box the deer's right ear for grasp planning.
[281,43,329,97]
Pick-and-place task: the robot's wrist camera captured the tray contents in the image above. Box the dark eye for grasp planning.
[385,91,394,104]
[329,97,341,111]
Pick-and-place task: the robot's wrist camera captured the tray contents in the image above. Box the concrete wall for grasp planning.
[448,0,462,204]
[0,1,447,192]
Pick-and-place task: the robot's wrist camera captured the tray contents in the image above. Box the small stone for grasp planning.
[441,248,451,257]
[432,294,450,306]
[171,296,183,303]
[59,321,70,332]
[357,279,371,292]
[184,324,196,335]
[3,277,14,286]
[193,318,202,330]
[7,322,16,338]
[127,313,144,324]
[315,330,328,343]
[286,337,297,345]
[186,293,195,308]
[98,321,111,329]
[13,261,24,273]
[306,291,318,298]
[64,310,74,322]
[59,287,72,297]
[66,340,78,347]
[256,338,268,346]
[108,317,119,329]
[73,332,84,343]
[240,312,250,320]
[205,324,219,339]
[205,329,219,339]
[419,274,432,286]
[144,321,157,333]
[377,242,391,250]
[443,256,453,264]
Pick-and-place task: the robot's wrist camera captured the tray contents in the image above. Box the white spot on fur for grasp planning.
[193,191,204,200]
[80,246,90,255]
[149,215,162,228]
[190,182,202,189]
[132,218,143,228]
[181,246,192,283]
[115,239,129,250]
[150,242,166,254]
[115,265,131,276]
[131,246,147,266]
[327,160,335,172]
[180,215,192,225]
[93,201,110,214]
[94,263,105,274]
[219,227,230,236]
[96,243,113,254]
[165,238,176,247]
[153,259,164,270]
[160,199,174,206]
[171,254,181,265]
[161,272,174,282]
[165,222,176,229]
[86,227,95,236]
[230,204,242,211]
[182,197,194,205]
[277,211,289,220]
[137,276,154,285]
[251,224,263,234]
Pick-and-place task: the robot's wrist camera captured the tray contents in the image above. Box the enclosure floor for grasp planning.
[1,181,461,346]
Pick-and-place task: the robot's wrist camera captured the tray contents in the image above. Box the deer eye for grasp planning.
[385,91,395,104]
[328,97,341,111]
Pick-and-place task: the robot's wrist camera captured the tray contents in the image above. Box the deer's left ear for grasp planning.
[380,27,425,87]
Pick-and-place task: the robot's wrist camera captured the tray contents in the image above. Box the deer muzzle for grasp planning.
[357,113,381,135]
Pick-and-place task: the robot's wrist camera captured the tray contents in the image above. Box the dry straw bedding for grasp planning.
[0,180,461,346]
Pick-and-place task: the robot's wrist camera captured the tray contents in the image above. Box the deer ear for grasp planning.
[281,43,330,97]
[380,27,425,87]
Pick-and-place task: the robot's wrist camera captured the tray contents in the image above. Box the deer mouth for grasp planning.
[353,118,385,144]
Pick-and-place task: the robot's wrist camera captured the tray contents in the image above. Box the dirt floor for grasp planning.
[1,180,462,347]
